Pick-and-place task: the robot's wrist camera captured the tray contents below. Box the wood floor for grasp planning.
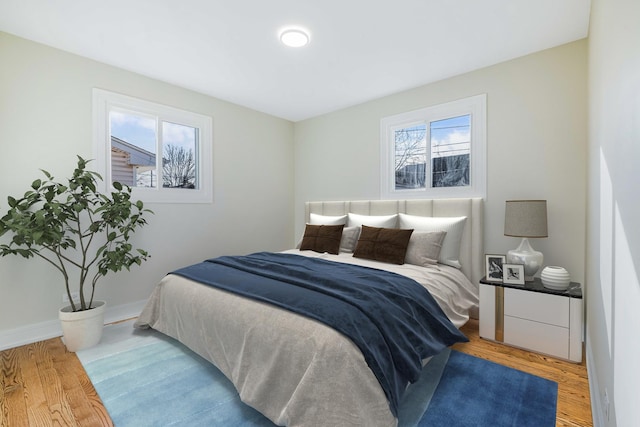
[1,336,111,427]
[1,319,592,426]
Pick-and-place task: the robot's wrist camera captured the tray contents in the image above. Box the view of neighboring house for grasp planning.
[110,136,156,187]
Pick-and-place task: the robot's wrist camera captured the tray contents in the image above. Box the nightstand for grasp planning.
[479,277,583,363]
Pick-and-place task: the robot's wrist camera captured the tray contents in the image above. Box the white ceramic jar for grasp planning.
[541,266,571,290]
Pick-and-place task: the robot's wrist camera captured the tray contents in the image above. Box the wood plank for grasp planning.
[32,340,78,427]
[0,345,29,427]
[0,378,6,427]
[49,338,112,426]
[18,344,52,427]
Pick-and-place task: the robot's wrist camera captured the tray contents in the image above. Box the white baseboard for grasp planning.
[586,339,605,427]
[102,300,147,325]
[0,299,147,351]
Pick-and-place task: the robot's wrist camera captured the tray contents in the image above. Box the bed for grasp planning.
[135,198,483,427]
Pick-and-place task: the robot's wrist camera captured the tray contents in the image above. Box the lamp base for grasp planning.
[507,238,543,282]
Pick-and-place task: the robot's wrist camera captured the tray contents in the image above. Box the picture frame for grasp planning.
[503,263,525,285]
[485,254,506,282]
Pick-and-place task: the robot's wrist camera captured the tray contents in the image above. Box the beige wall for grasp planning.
[0,32,294,334]
[587,0,640,425]
[294,40,588,288]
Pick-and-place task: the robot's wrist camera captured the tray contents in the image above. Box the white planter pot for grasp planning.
[58,301,106,352]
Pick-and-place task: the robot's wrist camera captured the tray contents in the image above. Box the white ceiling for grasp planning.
[0,0,591,122]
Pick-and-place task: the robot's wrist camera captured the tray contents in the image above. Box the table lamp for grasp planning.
[504,200,548,282]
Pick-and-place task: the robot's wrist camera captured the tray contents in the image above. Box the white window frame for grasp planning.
[93,89,213,203]
[380,94,486,200]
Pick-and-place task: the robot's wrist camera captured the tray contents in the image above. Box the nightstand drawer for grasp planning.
[504,316,569,359]
[504,287,569,327]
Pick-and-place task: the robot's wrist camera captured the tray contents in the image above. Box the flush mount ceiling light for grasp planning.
[280,28,310,47]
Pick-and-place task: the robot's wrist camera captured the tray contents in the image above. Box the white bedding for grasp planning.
[135,250,478,426]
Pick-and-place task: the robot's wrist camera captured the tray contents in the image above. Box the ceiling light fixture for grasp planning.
[280,28,310,48]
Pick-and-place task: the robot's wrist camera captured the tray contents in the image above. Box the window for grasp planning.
[380,94,486,199]
[93,89,213,203]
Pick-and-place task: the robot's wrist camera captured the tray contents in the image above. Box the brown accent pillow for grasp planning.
[299,224,345,255]
[353,225,414,265]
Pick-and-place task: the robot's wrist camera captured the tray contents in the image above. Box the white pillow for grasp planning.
[398,213,467,268]
[347,213,398,228]
[404,231,447,267]
[309,213,347,225]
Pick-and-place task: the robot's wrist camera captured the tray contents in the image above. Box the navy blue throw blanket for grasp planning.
[171,252,468,416]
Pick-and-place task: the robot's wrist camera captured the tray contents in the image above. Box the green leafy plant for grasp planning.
[0,156,153,311]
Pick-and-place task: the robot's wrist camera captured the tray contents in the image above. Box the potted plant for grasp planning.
[0,156,152,351]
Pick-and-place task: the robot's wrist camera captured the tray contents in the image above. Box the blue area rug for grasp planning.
[77,321,557,427]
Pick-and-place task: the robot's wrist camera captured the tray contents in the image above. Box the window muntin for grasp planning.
[94,89,213,203]
[381,94,486,199]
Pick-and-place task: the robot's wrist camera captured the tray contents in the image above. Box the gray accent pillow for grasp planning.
[404,231,447,267]
[339,226,361,253]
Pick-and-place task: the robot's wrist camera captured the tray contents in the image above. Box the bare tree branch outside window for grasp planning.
[394,127,426,172]
[163,144,196,188]
[394,125,427,189]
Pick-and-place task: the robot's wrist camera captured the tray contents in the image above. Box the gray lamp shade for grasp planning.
[504,200,548,238]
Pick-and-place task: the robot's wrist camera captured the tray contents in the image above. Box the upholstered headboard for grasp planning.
[305,198,484,286]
